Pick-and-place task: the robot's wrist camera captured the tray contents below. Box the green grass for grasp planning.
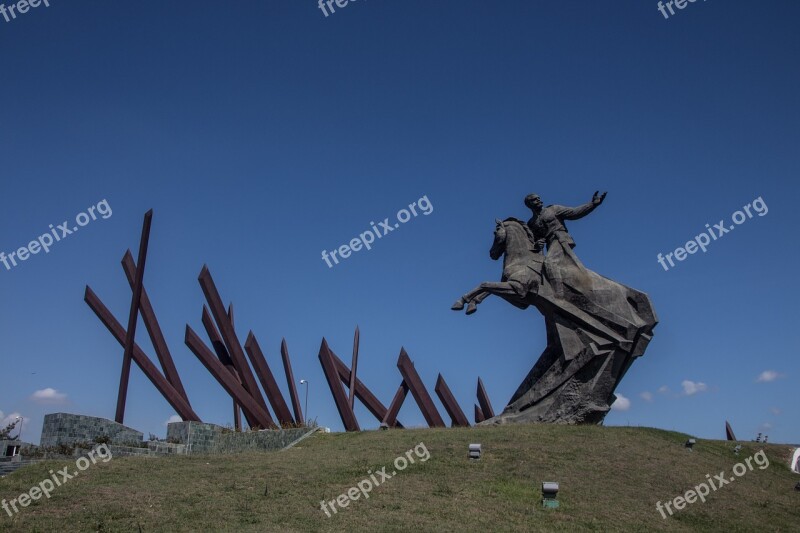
[1,425,798,532]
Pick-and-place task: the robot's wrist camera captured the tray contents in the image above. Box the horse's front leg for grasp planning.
[466,281,528,314]
[452,281,525,315]
[451,285,488,311]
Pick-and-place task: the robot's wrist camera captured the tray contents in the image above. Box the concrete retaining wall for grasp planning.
[37,414,316,457]
[167,421,314,454]
[40,413,143,447]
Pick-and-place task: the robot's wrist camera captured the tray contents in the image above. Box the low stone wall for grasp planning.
[167,421,315,454]
[148,441,187,455]
[167,421,222,453]
[69,445,151,458]
[36,414,317,457]
[214,427,314,453]
[106,445,156,458]
[40,413,143,447]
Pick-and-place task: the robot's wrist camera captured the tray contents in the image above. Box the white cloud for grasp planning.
[770,407,781,416]
[164,415,182,426]
[1,411,24,433]
[756,370,783,383]
[30,388,68,405]
[640,391,653,402]
[611,394,631,411]
[760,422,773,431]
[657,386,670,394]
[681,380,708,396]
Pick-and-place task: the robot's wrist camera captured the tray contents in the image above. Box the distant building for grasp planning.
[1,440,21,457]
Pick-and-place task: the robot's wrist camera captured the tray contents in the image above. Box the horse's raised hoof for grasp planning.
[451,298,466,311]
[466,302,478,315]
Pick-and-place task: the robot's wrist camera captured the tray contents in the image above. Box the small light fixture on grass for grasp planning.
[733,445,742,455]
[685,438,696,451]
[542,482,559,509]
[794,482,800,491]
[468,443,481,460]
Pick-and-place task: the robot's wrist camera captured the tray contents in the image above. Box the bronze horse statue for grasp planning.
[453,215,657,424]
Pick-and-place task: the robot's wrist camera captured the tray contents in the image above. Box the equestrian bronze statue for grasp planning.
[453,191,657,424]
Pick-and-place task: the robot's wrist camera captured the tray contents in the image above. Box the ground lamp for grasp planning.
[468,443,481,460]
[542,482,559,509]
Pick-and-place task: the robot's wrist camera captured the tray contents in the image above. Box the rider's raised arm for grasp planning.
[555,191,606,220]
[551,201,595,221]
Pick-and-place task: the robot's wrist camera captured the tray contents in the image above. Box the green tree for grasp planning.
[0,419,19,440]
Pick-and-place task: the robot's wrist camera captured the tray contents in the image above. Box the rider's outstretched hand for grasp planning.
[592,191,607,206]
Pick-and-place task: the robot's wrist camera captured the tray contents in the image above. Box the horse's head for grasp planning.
[490,218,508,260]
[490,218,531,261]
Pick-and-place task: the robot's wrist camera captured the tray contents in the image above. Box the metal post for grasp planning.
[85,286,200,421]
[435,374,470,427]
[319,338,360,431]
[116,209,153,423]
[477,377,495,419]
[184,325,275,429]
[396,348,445,428]
[282,339,304,425]
[300,379,309,422]
[121,250,189,403]
[198,266,270,416]
[348,326,360,410]
[244,332,294,425]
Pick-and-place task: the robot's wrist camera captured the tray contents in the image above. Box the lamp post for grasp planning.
[300,380,309,424]
[15,417,22,443]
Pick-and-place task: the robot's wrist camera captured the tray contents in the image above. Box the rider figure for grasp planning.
[524,191,607,294]
[524,192,607,251]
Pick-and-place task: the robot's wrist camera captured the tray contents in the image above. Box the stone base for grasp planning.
[480,403,608,426]
[36,414,317,456]
[40,413,143,447]
[167,421,316,454]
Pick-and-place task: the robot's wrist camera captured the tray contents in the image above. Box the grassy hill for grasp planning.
[1,424,798,532]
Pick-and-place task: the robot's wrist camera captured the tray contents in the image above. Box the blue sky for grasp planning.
[1,0,798,445]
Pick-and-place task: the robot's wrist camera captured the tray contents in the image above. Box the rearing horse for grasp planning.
[452,218,545,315]
[451,211,658,425]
